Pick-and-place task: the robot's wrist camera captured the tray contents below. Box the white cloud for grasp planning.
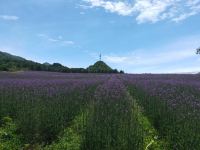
[48,38,59,42]
[84,0,134,16]
[134,0,174,23]
[172,11,197,22]
[83,0,200,23]
[63,40,75,45]
[37,34,48,38]
[104,56,128,63]
[102,35,200,73]
[37,34,75,46]
[104,49,195,66]
[0,15,19,21]
[78,4,92,9]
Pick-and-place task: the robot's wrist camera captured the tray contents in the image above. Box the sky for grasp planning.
[0,0,200,73]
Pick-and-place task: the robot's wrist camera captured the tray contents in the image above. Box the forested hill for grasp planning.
[87,61,118,73]
[0,51,71,72]
[0,51,123,73]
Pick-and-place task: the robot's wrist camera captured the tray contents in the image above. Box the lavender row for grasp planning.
[123,74,200,149]
[0,72,109,145]
[83,76,145,150]
[123,74,200,112]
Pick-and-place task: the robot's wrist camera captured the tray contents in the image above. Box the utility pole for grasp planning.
[99,53,102,61]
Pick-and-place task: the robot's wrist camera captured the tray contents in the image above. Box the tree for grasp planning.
[196,47,200,54]
[52,63,63,67]
[120,70,124,74]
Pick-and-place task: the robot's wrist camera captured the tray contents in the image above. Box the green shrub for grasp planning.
[0,117,22,150]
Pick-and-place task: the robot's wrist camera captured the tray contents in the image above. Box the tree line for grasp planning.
[0,51,124,73]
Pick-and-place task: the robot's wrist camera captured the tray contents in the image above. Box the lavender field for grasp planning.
[1,71,200,150]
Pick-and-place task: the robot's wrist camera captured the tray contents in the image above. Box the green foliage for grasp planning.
[196,47,200,54]
[0,51,71,72]
[120,70,124,74]
[132,98,168,150]
[87,61,119,73]
[44,124,81,150]
[70,68,88,73]
[82,92,144,149]
[0,117,22,150]
[44,110,89,150]
[0,51,122,73]
[128,86,200,149]
[0,51,49,72]
[0,86,96,145]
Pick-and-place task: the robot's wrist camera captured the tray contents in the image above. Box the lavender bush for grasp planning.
[82,76,144,150]
[1,71,200,149]
[123,74,200,149]
[0,72,105,144]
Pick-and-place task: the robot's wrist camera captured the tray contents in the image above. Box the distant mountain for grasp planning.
[0,51,25,61]
[87,61,118,73]
[0,51,43,71]
[0,51,70,72]
[43,62,51,66]
[0,51,123,73]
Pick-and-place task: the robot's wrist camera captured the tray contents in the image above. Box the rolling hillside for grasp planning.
[0,51,122,73]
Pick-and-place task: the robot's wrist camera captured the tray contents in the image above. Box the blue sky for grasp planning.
[0,0,200,73]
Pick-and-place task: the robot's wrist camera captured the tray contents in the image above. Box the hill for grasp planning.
[0,51,42,71]
[87,61,118,73]
[0,51,123,73]
[0,51,70,72]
